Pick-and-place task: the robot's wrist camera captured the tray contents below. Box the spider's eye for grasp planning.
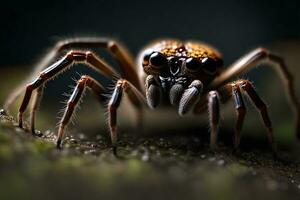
[185,58,201,71]
[142,52,152,66]
[201,57,218,75]
[149,52,167,68]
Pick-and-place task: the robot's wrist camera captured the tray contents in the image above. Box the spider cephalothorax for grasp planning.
[4,37,300,155]
[140,40,225,113]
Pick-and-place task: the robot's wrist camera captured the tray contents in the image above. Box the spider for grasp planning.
[3,37,300,154]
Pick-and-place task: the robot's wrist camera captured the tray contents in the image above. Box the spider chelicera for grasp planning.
[3,38,300,153]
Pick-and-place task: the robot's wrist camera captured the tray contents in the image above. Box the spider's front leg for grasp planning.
[17,50,118,131]
[57,77,145,153]
[107,79,146,154]
[6,37,143,135]
[4,37,140,112]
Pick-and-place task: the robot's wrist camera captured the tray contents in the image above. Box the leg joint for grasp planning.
[107,40,119,53]
[66,50,87,62]
[255,47,269,55]
[77,75,90,83]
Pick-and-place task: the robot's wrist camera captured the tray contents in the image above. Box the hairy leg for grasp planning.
[18,50,118,129]
[4,37,142,122]
[57,75,106,148]
[209,47,300,139]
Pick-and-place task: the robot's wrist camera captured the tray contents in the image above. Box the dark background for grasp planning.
[1,0,300,66]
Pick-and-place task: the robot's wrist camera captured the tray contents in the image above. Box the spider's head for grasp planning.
[141,41,223,91]
[140,40,224,111]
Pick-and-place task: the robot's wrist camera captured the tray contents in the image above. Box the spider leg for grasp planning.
[18,50,119,129]
[239,80,276,153]
[29,86,44,134]
[209,47,300,139]
[4,37,142,114]
[54,37,139,88]
[57,75,106,148]
[108,79,146,154]
[207,91,221,149]
[231,84,246,148]
[218,82,247,148]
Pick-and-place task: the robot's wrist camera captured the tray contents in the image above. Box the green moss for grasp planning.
[0,111,300,200]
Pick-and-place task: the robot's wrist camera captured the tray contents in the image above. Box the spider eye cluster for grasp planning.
[142,51,223,75]
[149,52,167,68]
[185,57,222,75]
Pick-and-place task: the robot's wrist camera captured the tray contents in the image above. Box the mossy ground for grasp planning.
[0,111,300,200]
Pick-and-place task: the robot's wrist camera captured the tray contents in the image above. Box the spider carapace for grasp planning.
[4,38,300,154]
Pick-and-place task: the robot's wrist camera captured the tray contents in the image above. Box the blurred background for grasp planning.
[0,0,300,142]
[1,0,300,64]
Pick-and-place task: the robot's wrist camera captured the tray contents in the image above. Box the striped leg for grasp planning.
[231,84,246,148]
[218,80,275,152]
[108,79,146,155]
[18,50,118,129]
[4,37,141,112]
[239,80,276,153]
[57,75,106,148]
[209,47,300,139]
